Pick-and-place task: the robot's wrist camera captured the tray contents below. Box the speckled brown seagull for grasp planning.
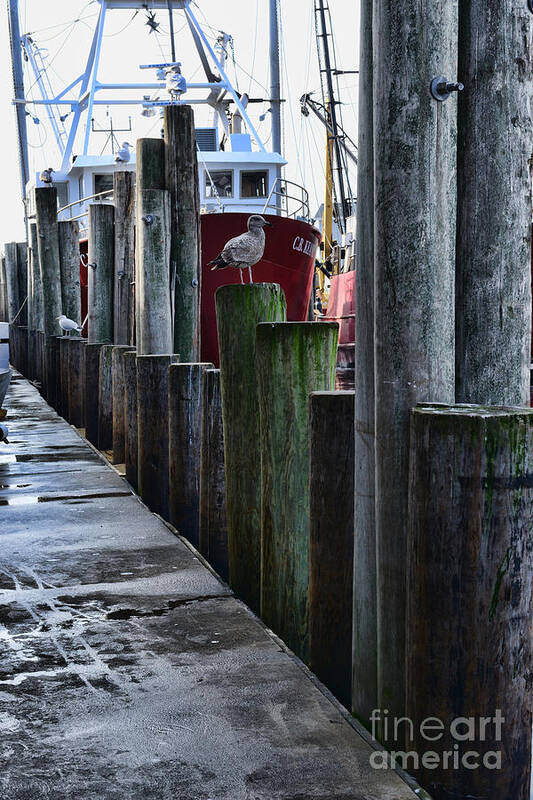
[208,214,272,284]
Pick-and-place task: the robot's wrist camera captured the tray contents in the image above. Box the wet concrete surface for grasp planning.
[0,375,420,799]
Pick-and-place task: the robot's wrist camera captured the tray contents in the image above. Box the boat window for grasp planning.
[205,171,233,198]
[241,170,268,198]
[94,173,114,196]
[54,182,69,209]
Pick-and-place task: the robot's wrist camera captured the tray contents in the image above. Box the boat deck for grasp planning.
[0,374,418,799]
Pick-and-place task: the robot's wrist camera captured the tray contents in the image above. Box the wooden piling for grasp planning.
[256,321,338,661]
[16,242,27,326]
[373,0,457,725]
[43,336,60,409]
[88,204,114,344]
[135,189,172,355]
[309,390,354,709]
[68,337,86,428]
[59,336,70,419]
[35,187,62,336]
[98,344,114,451]
[0,257,7,322]
[28,223,43,380]
[58,220,81,327]
[137,354,179,518]
[455,3,532,405]
[113,171,135,346]
[168,362,213,545]
[199,368,228,581]
[164,105,201,361]
[112,345,135,464]
[353,0,377,726]
[123,350,138,491]
[84,343,104,445]
[215,284,287,613]
[4,242,20,323]
[407,404,533,800]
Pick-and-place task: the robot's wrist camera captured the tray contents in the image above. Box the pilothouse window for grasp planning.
[94,174,114,196]
[206,170,233,198]
[241,170,268,198]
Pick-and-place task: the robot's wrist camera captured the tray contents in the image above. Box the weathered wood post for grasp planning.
[84,343,104,444]
[98,344,114,450]
[29,223,43,383]
[373,0,457,727]
[256,321,339,661]
[123,350,138,491]
[16,242,28,327]
[4,242,20,323]
[168,361,213,545]
[216,284,287,613]
[137,354,179,517]
[164,105,201,361]
[35,188,63,405]
[111,345,135,464]
[59,336,70,419]
[353,0,377,726]
[135,138,171,355]
[456,3,532,406]
[88,204,114,344]
[309,390,354,709]
[406,404,533,800]
[0,257,7,322]
[113,171,135,346]
[68,337,86,428]
[199,368,228,581]
[58,220,81,327]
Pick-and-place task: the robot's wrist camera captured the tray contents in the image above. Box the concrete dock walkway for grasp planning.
[0,375,419,799]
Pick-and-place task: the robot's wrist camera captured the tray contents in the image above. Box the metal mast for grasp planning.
[7,0,29,207]
[269,0,282,183]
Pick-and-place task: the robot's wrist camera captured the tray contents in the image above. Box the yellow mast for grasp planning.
[319,101,334,298]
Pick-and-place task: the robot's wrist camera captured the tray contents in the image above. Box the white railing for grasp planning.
[262,178,310,221]
[57,190,114,222]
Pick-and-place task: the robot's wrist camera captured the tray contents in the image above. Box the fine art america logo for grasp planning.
[368,709,504,771]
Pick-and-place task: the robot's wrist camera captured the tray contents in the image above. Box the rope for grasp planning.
[196,145,224,211]
[11,296,28,325]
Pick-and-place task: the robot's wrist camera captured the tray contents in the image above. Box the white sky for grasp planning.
[0,0,359,244]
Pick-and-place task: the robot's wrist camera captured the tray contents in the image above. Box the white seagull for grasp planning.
[115,142,133,163]
[39,167,54,184]
[209,214,272,284]
[165,63,187,102]
[57,314,82,335]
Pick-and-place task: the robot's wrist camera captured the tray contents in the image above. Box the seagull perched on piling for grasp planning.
[209,214,272,284]
[165,63,187,102]
[39,167,54,184]
[57,314,82,335]
[115,142,133,163]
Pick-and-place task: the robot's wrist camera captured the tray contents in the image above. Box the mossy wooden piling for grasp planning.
[309,390,354,709]
[353,0,377,726]
[199,368,228,581]
[137,353,179,517]
[88,204,114,344]
[373,0,457,727]
[216,283,287,613]
[58,220,81,327]
[5,242,20,323]
[15,242,27,327]
[456,3,533,406]
[406,404,533,800]
[168,362,213,545]
[35,188,62,336]
[123,350,138,491]
[28,223,43,381]
[68,337,86,428]
[113,171,135,346]
[111,345,135,464]
[84,343,104,445]
[256,321,338,661]
[164,105,201,361]
[98,344,114,450]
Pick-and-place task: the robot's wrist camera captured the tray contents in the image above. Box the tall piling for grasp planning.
[58,220,81,327]
[137,354,179,517]
[309,390,354,709]
[216,284,287,613]
[16,242,27,326]
[69,338,86,428]
[256,321,338,661]
[88,204,114,344]
[199,368,228,581]
[352,0,377,725]
[123,350,139,491]
[28,223,43,380]
[406,404,533,800]
[455,3,532,405]
[4,242,20,323]
[84,343,104,445]
[98,344,114,451]
[112,345,135,464]
[113,171,135,346]
[168,362,213,545]
[373,0,457,726]
[35,188,62,335]
[59,337,70,419]
[164,105,201,361]
[0,257,7,321]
